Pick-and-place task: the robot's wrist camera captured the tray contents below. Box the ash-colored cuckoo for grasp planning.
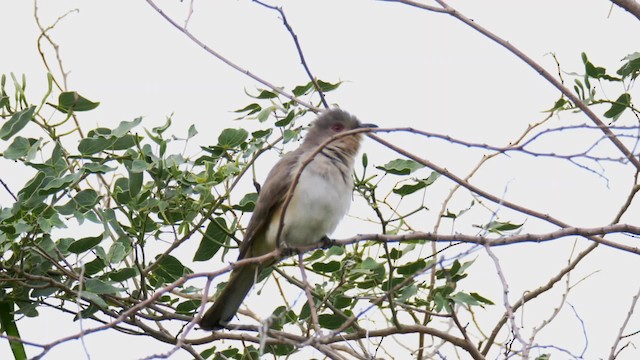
[199,109,376,330]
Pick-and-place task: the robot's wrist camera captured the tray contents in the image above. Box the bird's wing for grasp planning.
[237,150,300,260]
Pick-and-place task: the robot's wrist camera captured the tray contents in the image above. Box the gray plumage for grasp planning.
[199,109,375,330]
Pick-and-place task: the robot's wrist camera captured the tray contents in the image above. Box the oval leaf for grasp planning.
[0,106,36,140]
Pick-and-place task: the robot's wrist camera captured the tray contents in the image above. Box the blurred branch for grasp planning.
[252,1,330,109]
[367,132,640,255]
[611,0,640,20]
[484,244,529,356]
[0,177,17,201]
[609,285,640,360]
[482,242,598,355]
[33,1,85,138]
[390,0,640,171]
[145,0,320,112]
[333,224,640,254]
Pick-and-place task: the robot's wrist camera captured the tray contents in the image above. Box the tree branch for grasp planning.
[144,0,319,112]
[391,0,640,171]
[611,0,640,21]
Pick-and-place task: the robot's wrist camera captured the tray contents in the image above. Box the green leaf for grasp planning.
[113,177,131,204]
[217,128,248,148]
[392,172,440,196]
[603,93,632,121]
[152,116,172,135]
[18,171,47,208]
[376,159,424,175]
[234,103,261,115]
[396,259,427,275]
[84,257,107,276]
[292,82,314,97]
[112,118,142,137]
[470,292,494,305]
[53,91,99,112]
[451,292,486,307]
[233,193,258,212]
[0,106,35,140]
[80,291,108,308]
[274,111,296,127]
[318,313,347,329]
[252,129,272,139]
[176,300,201,314]
[316,79,342,92]
[4,136,31,159]
[311,260,341,273]
[109,134,139,150]
[127,169,143,198]
[388,248,402,260]
[109,267,138,282]
[153,255,193,283]
[545,98,567,113]
[617,52,640,78]
[332,294,352,309]
[0,301,27,360]
[326,245,344,257]
[398,284,418,302]
[582,52,606,78]
[38,173,80,195]
[254,89,278,99]
[256,106,275,122]
[433,291,452,313]
[56,189,100,215]
[193,218,229,262]
[359,257,383,270]
[108,238,131,264]
[283,128,300,143]
[187,124,198,139]
[128,159,149,173]
[36,212,66,233]
[83,278,122,295]
[265,344,296,356]
[67,234,105,254]
[481,220,523,234]
[78,137,116,155]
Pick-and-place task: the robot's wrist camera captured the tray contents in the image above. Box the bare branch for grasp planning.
[390,0,640,171]
[252,1,330,108]
[145,0,319,112]
[609,285,640,360]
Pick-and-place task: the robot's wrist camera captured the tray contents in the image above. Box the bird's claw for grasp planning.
[320,236,336,249]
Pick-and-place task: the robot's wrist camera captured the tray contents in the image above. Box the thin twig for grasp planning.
[0,177,17,201]
[608,285,640,360]
[252,1,329,108]
[145,0,319,112]
[298,253,322,334]
[392,0,640,171]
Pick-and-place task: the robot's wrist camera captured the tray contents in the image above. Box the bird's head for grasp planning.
[304,109,377,155]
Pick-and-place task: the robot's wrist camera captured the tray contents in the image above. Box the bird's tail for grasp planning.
[199,264,259,330]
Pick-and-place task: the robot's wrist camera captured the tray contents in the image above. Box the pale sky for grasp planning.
[2,0,640,359]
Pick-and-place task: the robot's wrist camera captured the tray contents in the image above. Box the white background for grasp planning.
[2,0,640,359]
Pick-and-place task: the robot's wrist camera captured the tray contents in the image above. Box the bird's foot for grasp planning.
[320,235,336,249]
[280,246,298,257]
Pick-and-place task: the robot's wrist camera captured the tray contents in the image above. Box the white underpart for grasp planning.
[264,155,353,248]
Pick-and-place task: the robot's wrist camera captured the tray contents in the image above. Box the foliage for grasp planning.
[2,2,640,360]
[0,69,505,358]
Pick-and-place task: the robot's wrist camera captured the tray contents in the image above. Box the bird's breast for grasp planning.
[265,157,353,248]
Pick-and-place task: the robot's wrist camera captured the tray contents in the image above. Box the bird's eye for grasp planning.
[331,123,345,132]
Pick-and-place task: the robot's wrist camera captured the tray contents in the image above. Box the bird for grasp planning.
[198,108,376,330]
